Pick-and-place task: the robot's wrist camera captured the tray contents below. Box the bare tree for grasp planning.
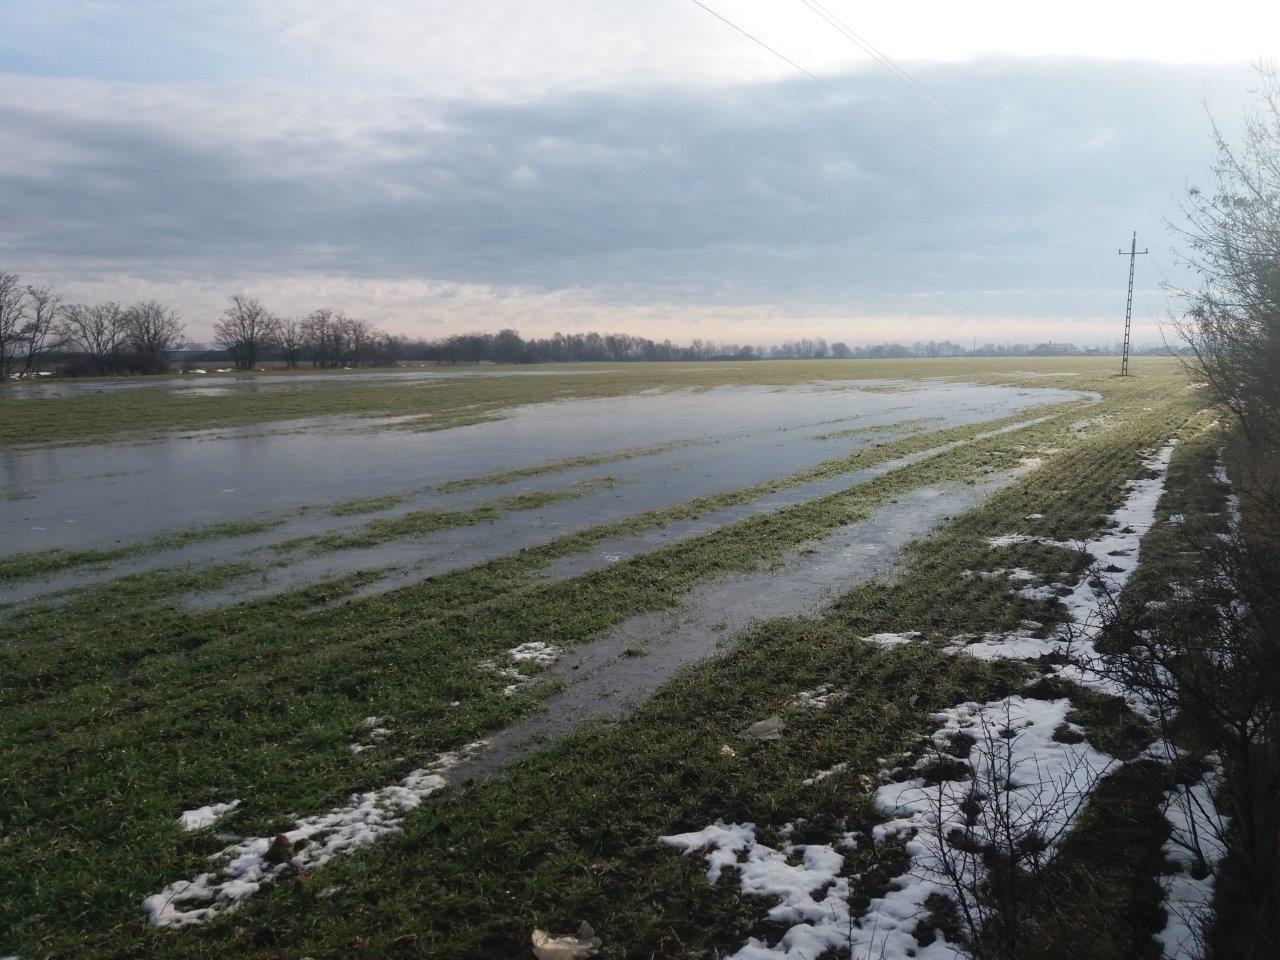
[273,317,306,369]
[1173,64,1280,452]
[21,285,63,377]
[923,704,1110,959]
[0,272,29,379]
[302,308,346,368]
[59,302,128,373]
[123,300,185,373]
[213,295,279,371]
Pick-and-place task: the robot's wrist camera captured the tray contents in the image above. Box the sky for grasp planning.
[0,1,1274,346]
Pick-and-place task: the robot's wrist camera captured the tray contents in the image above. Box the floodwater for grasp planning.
[1,379,1088,609]
[0,366,606,399]
[453,468,1027,780]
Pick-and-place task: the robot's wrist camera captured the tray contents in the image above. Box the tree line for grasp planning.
[2,273,1150,380]
[0,277,186,378]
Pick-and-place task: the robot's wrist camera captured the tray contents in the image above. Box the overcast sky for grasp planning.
[1,1,1273,345]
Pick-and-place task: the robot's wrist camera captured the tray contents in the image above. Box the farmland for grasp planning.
[0,357,1227,958]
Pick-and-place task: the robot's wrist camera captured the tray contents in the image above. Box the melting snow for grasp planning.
[179,801,241,832]
[661,448,1178,958]
[801,762,848,786]
[1153,750,1229,960]
[663,697,1114,960]
[985,533,1073,549]
[144,741,486,927]
[508,641,562,665]
[956,446,1176,696]
[482,642,563,696]
[788,685,846,710]
[861,631,922,647]
[350,716,392,753]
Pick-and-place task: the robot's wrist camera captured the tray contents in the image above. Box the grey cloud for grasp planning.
[0,58,1252,321]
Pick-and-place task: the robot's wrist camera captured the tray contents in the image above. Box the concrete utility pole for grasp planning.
[1118,231,1149,377]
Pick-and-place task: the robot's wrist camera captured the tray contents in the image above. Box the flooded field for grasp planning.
[1,378,1082,608]
[4,358,1213,960]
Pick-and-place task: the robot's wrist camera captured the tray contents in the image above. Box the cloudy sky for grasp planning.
[1,2,1272,346]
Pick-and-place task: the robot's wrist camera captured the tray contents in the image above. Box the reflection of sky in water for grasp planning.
[1,367,608,399]
[1,380,1086,556]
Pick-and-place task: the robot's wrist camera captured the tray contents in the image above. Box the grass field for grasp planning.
[0,357,1220,959]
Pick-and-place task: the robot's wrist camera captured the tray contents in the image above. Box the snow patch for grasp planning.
[179,801,241,832]
[663,697,1113,960]
[787,685,846,710]
[861,631,922,647]
[144,741,486,927]
[482,642,563,696]
[1152,753,1229,959]
[508,641,562,666]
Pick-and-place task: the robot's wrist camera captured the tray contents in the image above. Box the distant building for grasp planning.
[1029,342,1078,356]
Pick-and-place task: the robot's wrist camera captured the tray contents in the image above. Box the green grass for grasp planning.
[0,519,283,582]
[0,359,1213,958]
[313,486,610,551]
[812,416,940,441]
[322,441,693,516]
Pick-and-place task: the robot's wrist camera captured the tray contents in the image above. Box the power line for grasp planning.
[689,0,1182,343]
[795,0,1116,240]
[794,0,1195,292]
[684,0,1096,239]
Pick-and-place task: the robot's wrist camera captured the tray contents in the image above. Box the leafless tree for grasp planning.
[59,302,128,373]
[0,272,29,379]
[21,285,64,377]
[302,308,347,368]
[1085,528,1280,953]
[273,316,306,368]
[213,295,279,371]
[123,300,185,373]
[924,705,1110,960]
[1172,63,1280,452]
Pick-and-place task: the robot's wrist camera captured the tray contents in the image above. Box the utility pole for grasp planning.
[1117,231,1148,376]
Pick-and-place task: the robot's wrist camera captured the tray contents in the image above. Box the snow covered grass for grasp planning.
[786,684,846,710]
[664,697,1115,960]
[1150,749,1229,960]
[653,423,1206,959]
[178,801,241,832]
[144,741,486,927]
[481,641,564,695]
[949,444,1176,700]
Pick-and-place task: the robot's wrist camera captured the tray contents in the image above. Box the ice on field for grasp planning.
[738,715,786,741]
[179,800,241,832]
[861,630,922,647]
[144,741,486,927]
[531,921,602,960]
[508,641,562,665]
[787,685,845,710]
